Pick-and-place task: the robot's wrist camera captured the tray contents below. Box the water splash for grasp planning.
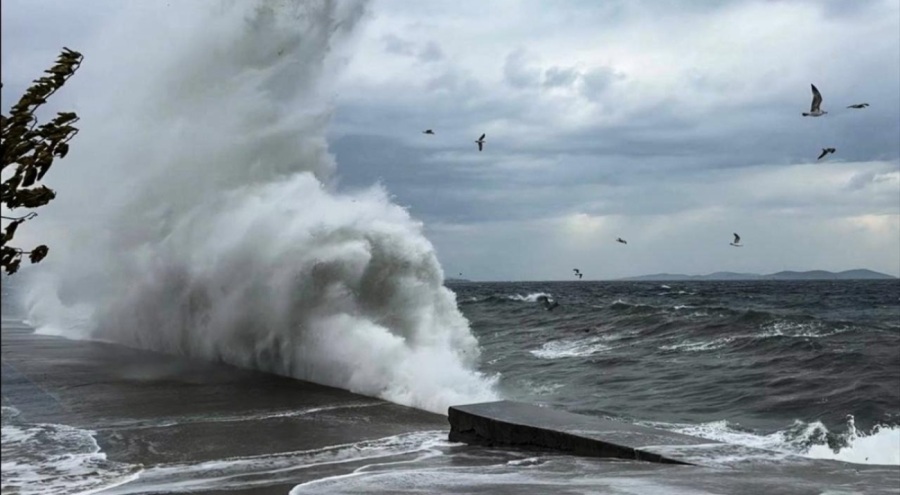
[655,416,900,466]
[23,0,497,414]
[805,417,900,466]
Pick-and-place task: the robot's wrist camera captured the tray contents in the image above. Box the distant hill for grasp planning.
[619,269,897,281]
[766,269,897,280]
[445,277,472,283]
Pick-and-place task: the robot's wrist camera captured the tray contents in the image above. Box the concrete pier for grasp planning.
[449,400,846,468]
[450,400,708,464]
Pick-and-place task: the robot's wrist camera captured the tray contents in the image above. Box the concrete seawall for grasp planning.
[448,400,900,490]
[450,400,708,465]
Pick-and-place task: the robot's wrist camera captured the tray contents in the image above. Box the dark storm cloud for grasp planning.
[4,0,898,277]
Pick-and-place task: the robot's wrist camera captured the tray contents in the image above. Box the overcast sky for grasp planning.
[3,0,899,280]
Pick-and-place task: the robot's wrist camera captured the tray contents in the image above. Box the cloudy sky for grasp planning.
[3,0,899,280]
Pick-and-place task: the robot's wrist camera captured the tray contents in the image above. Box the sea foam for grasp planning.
[22,0,497,414]
[655,416,900,466]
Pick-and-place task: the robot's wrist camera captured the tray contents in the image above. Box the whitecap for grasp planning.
[505,292,553,303]
[643,416,900,466]
[530,337,612,359]
[757,321,850,339]
[659,337,736,352]
[1,410,142,495]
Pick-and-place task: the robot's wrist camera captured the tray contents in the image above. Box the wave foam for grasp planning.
[104,431,447,495]
[652,416,900,466]
[659,336,736,352]
[21,0,497,414]
[531,337,612,359]
[506,292,552,303]
[757,321,851,339]
[1,408,142,495]
[805,421,900,465]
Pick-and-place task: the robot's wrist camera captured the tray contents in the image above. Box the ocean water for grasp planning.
[453,279,900,465]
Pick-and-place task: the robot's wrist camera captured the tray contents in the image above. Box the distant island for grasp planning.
[618,269,897,281]
[445,277,472,283]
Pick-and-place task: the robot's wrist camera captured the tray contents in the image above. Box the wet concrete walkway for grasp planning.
[1,320,447,494]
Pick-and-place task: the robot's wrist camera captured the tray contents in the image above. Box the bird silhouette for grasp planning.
[475,133,486,151]
[817,147,836,160]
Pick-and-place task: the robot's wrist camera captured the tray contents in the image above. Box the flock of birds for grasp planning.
[423,129,487,152]
[436,84,872,310]
[802,84,870,160]
[424,84,867,158]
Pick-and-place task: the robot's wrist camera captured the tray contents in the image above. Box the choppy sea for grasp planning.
[455,279,900,465]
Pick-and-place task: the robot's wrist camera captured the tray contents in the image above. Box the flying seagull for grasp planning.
[847,103,869,109]
[817,147,836,160]
[802,84,827,117]
[616,237,627,244]
[730,233,742,247]
[423,129,435,135]
[475,133,486,151]
[536,295,560,311]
